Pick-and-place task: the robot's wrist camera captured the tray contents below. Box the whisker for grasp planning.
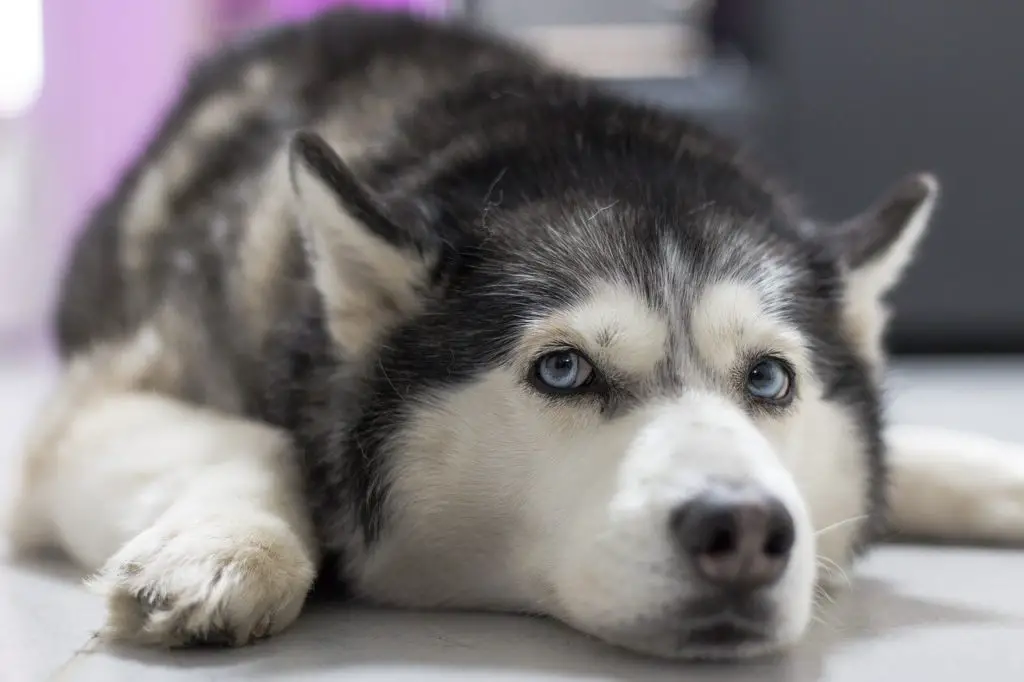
[810,592,844,635]
[816,555,852,586]
[809,608,842,635]
[815,514,868,537]
[586,200,619,223]
[814,585,837,606]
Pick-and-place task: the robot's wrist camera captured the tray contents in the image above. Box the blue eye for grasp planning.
[746,357,793,402]
[534,350,595,392]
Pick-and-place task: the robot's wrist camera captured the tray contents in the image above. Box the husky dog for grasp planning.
[6,8,1024,660]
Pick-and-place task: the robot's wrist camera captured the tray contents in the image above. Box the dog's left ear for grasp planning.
[835,173,940,299]
[833,173,940,359]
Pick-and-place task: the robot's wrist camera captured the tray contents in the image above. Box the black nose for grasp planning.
[671,483,795,591]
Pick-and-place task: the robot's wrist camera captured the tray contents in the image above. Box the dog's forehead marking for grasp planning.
[688,280,810,372]
[524,281,669,377]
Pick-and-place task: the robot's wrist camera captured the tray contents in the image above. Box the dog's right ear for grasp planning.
[288,131,440,356]
[834,173,940,301]
[832,173,940,368]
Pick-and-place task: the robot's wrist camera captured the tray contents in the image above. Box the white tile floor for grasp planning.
[3,354,1024,681]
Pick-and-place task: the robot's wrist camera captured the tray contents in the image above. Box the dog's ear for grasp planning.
[833,173,940,363]
[835,173,940,299]
[288,130,440,356]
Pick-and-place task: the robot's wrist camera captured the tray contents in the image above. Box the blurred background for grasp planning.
[0,0,1021,357]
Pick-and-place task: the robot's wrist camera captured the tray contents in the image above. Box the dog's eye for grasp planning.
[745,357,793,402]
[534,350,595,393]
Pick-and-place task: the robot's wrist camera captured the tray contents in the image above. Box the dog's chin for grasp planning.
[671,622,784,661]
[596,622,791,661]
[580,601,802,661]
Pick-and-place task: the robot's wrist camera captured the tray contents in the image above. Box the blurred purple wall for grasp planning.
[266,0,447,21]
[213,0,449,55]
[38,1,204,241]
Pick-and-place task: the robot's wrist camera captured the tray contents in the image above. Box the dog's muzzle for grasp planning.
[668,479,796,650]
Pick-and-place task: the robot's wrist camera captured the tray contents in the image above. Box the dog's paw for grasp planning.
[88,517,316,647]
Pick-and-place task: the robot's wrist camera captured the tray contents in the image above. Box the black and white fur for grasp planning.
[6,8,1024,660]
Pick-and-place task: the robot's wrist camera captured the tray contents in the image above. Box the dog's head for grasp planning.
[283,92,938,659]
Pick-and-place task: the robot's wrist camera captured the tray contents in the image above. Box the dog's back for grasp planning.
[54,9,541,361]
[52,9,551,417]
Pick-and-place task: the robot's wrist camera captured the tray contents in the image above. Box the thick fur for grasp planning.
[6,8,1024,660]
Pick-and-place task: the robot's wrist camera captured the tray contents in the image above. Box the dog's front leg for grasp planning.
[885,424,1024,544]
[7,391,318,647]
